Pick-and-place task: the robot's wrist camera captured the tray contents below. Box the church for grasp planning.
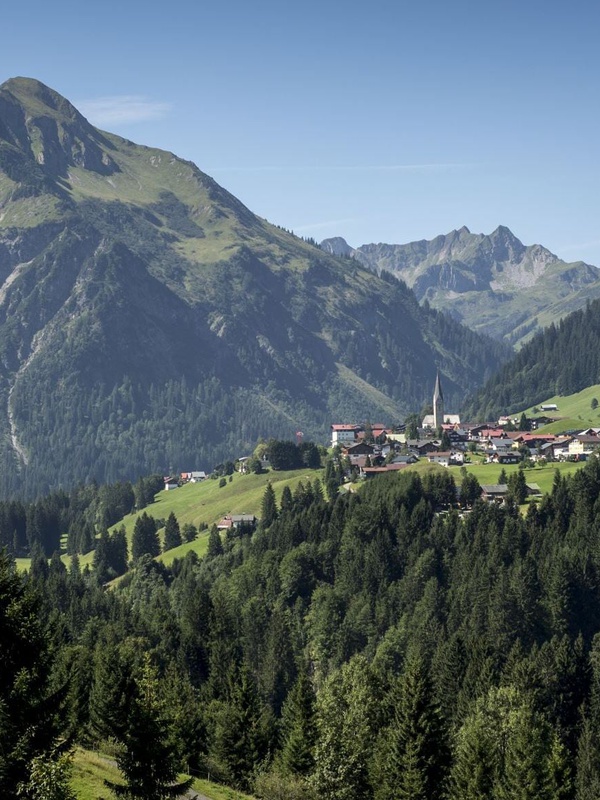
[421,371,461,429]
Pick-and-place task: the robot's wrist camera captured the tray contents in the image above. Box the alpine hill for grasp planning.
[321,226,600,347]
[0,77,508,495]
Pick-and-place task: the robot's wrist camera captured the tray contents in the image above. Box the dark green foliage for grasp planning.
[465,298,600,418]
[104,655,193,800]
[377,655,448,800]
[261,482,278,528]
[0,552,65,798]
[131,512,160,560]
[182,522,197,543]
[277,669,317,777]
[206,525,224,558]
[163,512,182,552]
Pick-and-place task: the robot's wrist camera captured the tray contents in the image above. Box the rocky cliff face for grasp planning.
[322,227,600,346]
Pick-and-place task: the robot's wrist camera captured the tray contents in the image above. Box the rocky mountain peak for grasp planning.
[0,76,119,181]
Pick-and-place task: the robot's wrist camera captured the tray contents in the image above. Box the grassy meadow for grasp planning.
[519,383,600,432]
[70,748,255,800]
[15,467,322,573]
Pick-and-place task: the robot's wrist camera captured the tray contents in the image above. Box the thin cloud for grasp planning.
[77,95,171,126]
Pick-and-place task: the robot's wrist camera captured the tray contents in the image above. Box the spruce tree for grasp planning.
[0,552,65,798]
[104,655,192,800]
[378,654,448,800]
[261,482,278,528]
[206,525,224,558]
[163,512,182,552]
[131,512,160,560]
[278,668,317,777]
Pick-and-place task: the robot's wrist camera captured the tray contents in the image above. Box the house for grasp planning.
[164,477,179,491]
[217,513,258,530]
[427,451,451,467]
[540,404,558,412]
[492,450,521,465]
[331,424,362,447]
[181,471,207,482]
[569,435,600,457]
[343,442,375,456]
[360,464,408,479]
[481,484,509,504]
[526,483,542,497]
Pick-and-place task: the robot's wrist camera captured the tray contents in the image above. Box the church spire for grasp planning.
[433,371,444,430]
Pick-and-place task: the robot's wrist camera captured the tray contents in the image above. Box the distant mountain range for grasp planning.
[0,77,509,495]
[321,227,600,346]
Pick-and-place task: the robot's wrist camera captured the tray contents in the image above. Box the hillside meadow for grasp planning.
[15,467,322,573]
[71,748,255,800]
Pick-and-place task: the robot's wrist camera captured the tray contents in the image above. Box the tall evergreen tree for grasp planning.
[131,512,160,560]
[163,512,182,552]
[377,654,448,800]
[261,482,278,528]
[0,552,65,798]
[104,655,192,799]
[277,668,317,777]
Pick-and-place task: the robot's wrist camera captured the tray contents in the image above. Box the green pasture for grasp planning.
[70,748,255,800]
[148,469,321,566]
[520,384,600,432]
[15,468,321,573]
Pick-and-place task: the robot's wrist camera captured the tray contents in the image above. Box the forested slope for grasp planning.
[7,462,600,798]
[463,298,600,420]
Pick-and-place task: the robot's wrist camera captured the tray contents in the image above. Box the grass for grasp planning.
[70,748,256,799]
[15,468,321,574]
[112,468,322,566]
[518,384,600,433]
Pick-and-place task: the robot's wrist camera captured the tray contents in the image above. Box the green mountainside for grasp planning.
[321,226,600,346]
[462,298,600,420]
[0,77,508,495]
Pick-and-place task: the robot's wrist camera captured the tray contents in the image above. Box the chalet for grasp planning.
[539,438,571,461]
[427,451,451,467]
[569,435,600,457]
[540,404,558,412]
[481,484,509,504]
[490,438,513,452]
[331,424,362,447]
[360,463,408,479]
[526,483,542,497]
[217,513,257,530]
[164,477,179,491]
[343,442,375,456]
[389,454,419,465]
[181,471,207,482]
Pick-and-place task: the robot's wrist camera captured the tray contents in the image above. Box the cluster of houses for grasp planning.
[164,470,208,491]
[332,420,600,480]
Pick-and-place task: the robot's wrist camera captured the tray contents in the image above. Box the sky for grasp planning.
[3,0,600,263]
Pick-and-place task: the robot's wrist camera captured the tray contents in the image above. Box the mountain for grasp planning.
[321,227,600,346]
[0,77,509,495]
[462,298,600,420]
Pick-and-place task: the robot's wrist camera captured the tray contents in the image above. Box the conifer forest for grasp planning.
[5,460,600,798]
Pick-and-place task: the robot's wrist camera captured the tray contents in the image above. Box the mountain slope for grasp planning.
[462,298,600,420]
[321,227,600,346]
[0,78,509,495]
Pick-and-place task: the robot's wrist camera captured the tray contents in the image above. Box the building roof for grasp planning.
[331,423,361,431]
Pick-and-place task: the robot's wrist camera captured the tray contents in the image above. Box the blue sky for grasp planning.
[3,0,600,263]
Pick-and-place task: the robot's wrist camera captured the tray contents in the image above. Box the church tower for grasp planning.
[433,371,444,430]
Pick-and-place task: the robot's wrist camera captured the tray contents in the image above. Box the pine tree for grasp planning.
[206,525,224,558]
[0,552,65,798]
[378,654,448,800]
[278,668,317,777]
[261,482,278,528]
[104,655,193,800]
[163,512,182,552]
[131,512,160,560]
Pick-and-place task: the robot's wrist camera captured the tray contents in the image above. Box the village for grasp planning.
[330,373,600,504]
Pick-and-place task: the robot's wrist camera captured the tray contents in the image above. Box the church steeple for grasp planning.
[433,371,444,430]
